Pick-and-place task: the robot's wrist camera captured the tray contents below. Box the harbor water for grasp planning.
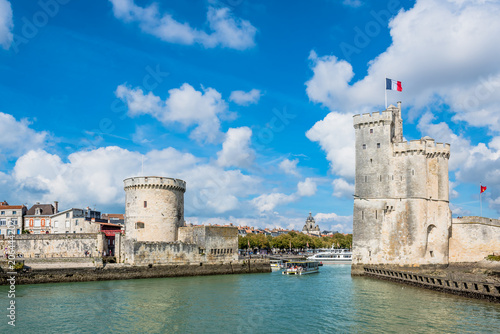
[2,265,500,333]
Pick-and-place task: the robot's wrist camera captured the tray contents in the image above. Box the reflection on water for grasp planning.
[1,265,499,333]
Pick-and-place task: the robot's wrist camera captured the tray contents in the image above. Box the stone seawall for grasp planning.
[0,259,270,285]
[362,265,500,302]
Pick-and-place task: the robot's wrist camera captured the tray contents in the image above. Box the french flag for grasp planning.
[386,78,402,92]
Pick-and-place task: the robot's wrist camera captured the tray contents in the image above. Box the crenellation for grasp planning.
[353,110,393,127]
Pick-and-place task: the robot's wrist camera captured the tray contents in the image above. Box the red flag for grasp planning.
[481,185,487,194]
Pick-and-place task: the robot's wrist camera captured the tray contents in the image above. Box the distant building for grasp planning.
[0,201,27,235]
[321,230,339,236]
[102,213,124,225]
[302,212,320,236]
[51,208,103,234]
[24,202,57,234]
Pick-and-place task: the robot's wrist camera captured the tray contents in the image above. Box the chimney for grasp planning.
[54,201,58,213]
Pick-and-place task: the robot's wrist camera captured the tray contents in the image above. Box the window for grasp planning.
[135,222,145,229]
[12,211,16,215]
[375,210,378,219]
[362,144,366,149]
[379,175,382,182]
[75,219,78,226]
[1,211,5,215]
[65,220,70,228]
[412,169,415,176]
[35,208,40,215]
[144,201,147,208]
[377,143,380,148]
[0,219,6,226]
[54,221,59,228]
[34,219,41,227]
[370,129,373,133]
[362,211,364,220]
[11,219,17,226]
[66,212,70,218]
[364,176,368,182]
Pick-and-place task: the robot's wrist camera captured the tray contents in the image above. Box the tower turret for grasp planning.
[124,176,186,243]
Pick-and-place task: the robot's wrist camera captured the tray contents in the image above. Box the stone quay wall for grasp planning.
[449,217,500,263]
[0,233,105,259]
[0,259,271,285]
[363,266,500,302]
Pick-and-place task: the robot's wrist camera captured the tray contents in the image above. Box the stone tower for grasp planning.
[351,103,451,275]
[124,176,186,243]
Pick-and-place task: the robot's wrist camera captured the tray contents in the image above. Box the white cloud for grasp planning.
[116,83,229,143]
[217,127,255,168]
[332,178,354,198]
[109,0,256,50]
[417,112,500,214]
[305,0,500,132]
[0,0,13,50]
[314,212,353,233]
[250,192,297,213]
[8,146,263,216]
[306,112,355,179]
[279,158,299,176]
[229,89,261,106]
[251,178,319,213]
[342,0,362,7]
[297,178,317,197]
[0,112,48,160]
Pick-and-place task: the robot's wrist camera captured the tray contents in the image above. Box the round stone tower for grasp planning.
[124,176,186,243]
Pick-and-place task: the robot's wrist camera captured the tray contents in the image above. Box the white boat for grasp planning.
[270,259,284,270]
[282,261,320,275]
[307,248,352,264]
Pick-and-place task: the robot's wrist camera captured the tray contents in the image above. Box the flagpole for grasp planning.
[385,78,388,109]
[480,183,482,217]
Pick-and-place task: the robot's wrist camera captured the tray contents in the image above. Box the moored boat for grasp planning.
[282,261,320,275]
[270,259,284,270]
[307,248,352,264]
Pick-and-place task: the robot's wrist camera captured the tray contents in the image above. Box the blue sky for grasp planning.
[1,0,499,232]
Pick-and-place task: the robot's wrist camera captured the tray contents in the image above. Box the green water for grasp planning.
[1,265,499,333]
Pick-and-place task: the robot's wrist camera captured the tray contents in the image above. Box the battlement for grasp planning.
[353,110,393,127]
[124,176,186,193]
[393,138,450,158]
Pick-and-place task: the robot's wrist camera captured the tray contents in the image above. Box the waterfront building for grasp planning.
[50,208,105,234]
[24,202,58,234]
[302,212,321,236]
[0,201,26,235]
[102,213,124,225]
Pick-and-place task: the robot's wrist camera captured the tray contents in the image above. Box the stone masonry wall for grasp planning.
[352,104,451,274]
[179,225,238,262]
[449,217,500,263]
[124,176,185,243]
[0,233,105,258]
[132,241,203,265]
